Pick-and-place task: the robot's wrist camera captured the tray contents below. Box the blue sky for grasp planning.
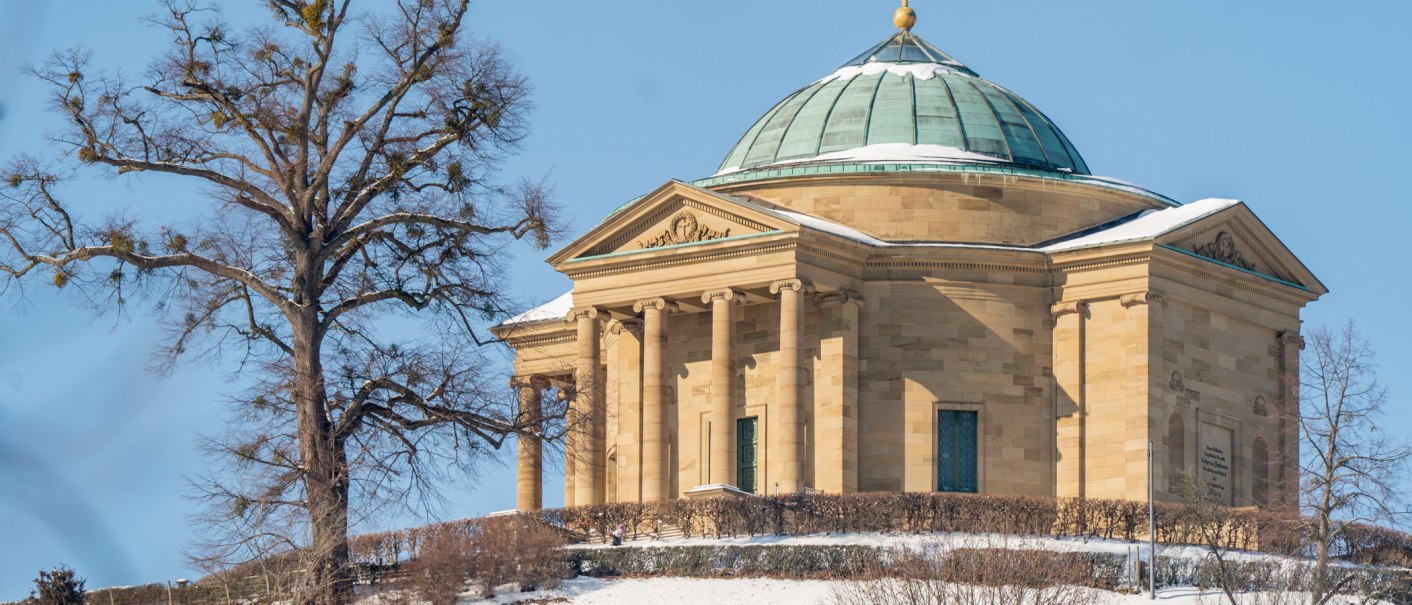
[1,0,1409,598]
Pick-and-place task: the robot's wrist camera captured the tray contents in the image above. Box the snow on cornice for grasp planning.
[498,291,573,327]
[1042,198,1240,253]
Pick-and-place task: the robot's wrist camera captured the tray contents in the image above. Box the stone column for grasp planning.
[770,279,812,493]
[1051,300,1088,499]
[514,376,544,511]
[633,298,677,500]
[570,307,604,506]
[702,289,743,486]
[610,319,644,503]
[814,289,861,494]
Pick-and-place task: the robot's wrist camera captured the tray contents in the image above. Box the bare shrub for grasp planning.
[832,540,1102,605]
[27,567,84,605]
[470,516,570,597]
[402,532,473,605]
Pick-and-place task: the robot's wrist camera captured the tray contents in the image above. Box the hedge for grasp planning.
[571,545,881,579]
[501,492,1410,567]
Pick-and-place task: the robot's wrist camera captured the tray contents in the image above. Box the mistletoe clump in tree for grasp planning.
[0,1,565,603]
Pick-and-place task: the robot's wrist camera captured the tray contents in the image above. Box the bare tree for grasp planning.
[1171,475,1243,605]
[0,2,566,604]
[1296,322,1410,605]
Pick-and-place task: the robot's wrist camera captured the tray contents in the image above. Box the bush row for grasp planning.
[344,492,1412,572]
[571,544,1132,589]
[571,544,880,579]
[1146,555,1412,601]
[71,583,230,605]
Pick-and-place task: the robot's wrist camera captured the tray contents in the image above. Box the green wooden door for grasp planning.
[937,410,978,493]
[737,417,758,494]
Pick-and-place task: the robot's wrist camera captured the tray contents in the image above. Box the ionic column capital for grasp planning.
[1277,330,1305,350]
[702,288,746,305]
[814,289,864,308]
[633,297,680,314]
[1120,291,1167,309]
[566,306,602,322]
[510,375,549,390]
[1050,300,1089,319]
[769,278,815,296]
[609,318,644,336]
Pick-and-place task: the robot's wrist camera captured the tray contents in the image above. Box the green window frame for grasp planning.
[737,417,758,495]
[937,410,978,493]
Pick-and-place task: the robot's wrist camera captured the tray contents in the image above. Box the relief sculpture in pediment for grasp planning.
[1193,231,1255,271]
[638,211,731,249]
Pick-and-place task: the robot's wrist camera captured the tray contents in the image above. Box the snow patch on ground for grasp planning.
[393,577,1361,605]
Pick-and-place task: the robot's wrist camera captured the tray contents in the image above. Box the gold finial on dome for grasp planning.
[893,0,917,31]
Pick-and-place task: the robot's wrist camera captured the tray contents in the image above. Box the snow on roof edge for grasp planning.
[498,291,573,328]
[1042,198,1240,253]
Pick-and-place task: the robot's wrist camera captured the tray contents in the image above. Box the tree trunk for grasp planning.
[292,296,351,605]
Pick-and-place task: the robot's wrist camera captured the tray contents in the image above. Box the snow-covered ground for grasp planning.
[357,532,1402,605]
[415,577,1372,605]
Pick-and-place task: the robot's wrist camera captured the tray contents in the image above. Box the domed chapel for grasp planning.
[491,2,1324,512]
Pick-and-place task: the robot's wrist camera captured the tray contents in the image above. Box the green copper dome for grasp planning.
[717,31,1090,176]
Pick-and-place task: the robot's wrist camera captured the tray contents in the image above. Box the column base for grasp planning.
[684,483,754,499]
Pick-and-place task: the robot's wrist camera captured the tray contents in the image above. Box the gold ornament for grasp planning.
[893,0,917,30]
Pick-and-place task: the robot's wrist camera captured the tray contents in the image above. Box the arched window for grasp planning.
[1252,437,1270,508]
[1167,413,1186,493]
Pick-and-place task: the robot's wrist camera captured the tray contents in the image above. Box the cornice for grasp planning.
[866,258,1047,274]
[1051,253,1152,275]
[506,331,576,350]
[682,198,772,232]
[1151,249,1315,307]
[563,239,797,280]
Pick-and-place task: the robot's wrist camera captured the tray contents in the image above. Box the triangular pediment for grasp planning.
[1159,203,1326,294]
[547,180,799,266]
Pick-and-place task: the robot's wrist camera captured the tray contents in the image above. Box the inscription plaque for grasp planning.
[1198,421,1234,505]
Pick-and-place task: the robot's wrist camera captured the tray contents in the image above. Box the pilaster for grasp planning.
[1275,330,1303,511]
[1052,300,1088,499]
[609,319,643,503]
[814,289,862,494]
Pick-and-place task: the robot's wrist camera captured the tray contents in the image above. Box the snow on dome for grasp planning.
[745,143,1014,174]
[815,61,963,85]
